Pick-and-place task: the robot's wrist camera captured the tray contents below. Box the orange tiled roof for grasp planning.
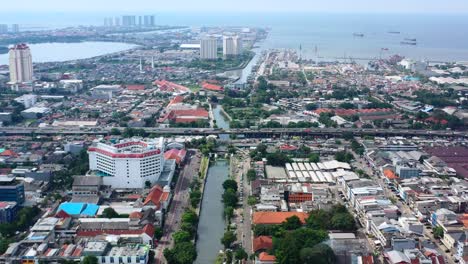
[253,236,273,252]
[383,169,398,180]
[201,81,223,91]
[253,212,308,225]
[258,252,276,262]
[144,185,164,207]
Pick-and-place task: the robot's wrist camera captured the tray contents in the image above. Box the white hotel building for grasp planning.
[88,138,165,189]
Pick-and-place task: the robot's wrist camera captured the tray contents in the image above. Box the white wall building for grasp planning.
[9,43,33,83]
[223,35,242,57]
[88,138,165,189]
[200,36,217,60]
[14,94,37,108]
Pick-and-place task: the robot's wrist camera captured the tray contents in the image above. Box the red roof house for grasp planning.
[253,212,308,225]
[201,81,223,92]
[257,252,276,264]
[253,236,273,253]
[144,185,171,210]
[164,149,187,164]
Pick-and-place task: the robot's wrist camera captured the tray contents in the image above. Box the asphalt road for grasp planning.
[155,150,201,264]
[230,152,253,262]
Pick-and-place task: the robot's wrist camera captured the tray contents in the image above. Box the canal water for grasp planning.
[195,160,229,264]
[213,104,230,140]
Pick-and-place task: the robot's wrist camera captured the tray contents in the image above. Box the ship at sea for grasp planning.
[388,31,400,34]
[353,33,364,37]
[405,38,417,42]
[401,41,417,46]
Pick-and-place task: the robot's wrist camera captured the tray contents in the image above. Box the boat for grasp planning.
[388,31,400,34]
[401,41,417,46]
[381,48,389,51]
[353,33,364,37]
[404,38,417,42]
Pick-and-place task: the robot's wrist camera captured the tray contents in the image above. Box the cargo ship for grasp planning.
[388,31,400,34]
[401,41,417,46]
[353,33,364,37]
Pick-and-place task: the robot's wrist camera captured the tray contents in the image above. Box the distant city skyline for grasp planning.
[1,0,468,13]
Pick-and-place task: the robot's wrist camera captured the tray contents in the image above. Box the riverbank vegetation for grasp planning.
[163,210,198,264]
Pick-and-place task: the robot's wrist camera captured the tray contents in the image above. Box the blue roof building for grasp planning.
[57,202,98,217]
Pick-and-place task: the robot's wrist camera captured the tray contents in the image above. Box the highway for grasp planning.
[0,126,466,138]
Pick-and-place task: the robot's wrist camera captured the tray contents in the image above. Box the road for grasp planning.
[155,150,201,264]
[0,126,466,139]
[230,151,253,263]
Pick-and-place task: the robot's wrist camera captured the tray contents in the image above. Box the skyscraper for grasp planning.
[10,24,19,33]
[200,36,218,60]
[0,24,8,34]
[122,16,136,27]
[223,35,242,57]
[8,44,34,83]
[143,15,156,27]
[114,17,121,27]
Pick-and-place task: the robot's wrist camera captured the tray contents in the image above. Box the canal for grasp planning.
[195,160,229,264]
[213,104,230,140]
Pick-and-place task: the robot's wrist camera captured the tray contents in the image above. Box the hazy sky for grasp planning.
[2,0,468,13]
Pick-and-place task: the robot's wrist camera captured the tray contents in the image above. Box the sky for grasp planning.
[2,0,468,13]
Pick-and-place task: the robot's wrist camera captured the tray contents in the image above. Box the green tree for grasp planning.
[334,151,353,163]
[266,152,291,166]
[305,103,318,111]
[190,190,202,208]
[145,180,151,189]
[433,226,444,239]
[274,228,329,264]
[154,228,163,240]
[282,215,303,230]
[248,196,257,206]
[235,248,248,261]
[82,255,98,264]
[173,231,191,244]
[330,213,356,231]
[110,128,121,135]
[102,207,119,218]
[164,242,197,264]
[308,153,320,163]
[306,209,330,230]
[181,211,198,225]
[221,230,237,249]
[222,179,238,192]
[0,238,12,255]
[299,244,335,264]
[247,169,257,182]
[224,206,234,220]
[222,188,239,207]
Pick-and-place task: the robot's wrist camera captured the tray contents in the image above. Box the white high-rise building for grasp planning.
[8,44,33,83]
[143,15,156,27]
[88,138,165,189]
[200,36,218,60]
[0,24,8,34]
[10,24,19,33]
[223,35,242,57]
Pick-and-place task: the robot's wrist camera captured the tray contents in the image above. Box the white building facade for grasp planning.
[9,43,33,83]
[88,138,165,189]
[200,36,217,60]
[223,35,242,56]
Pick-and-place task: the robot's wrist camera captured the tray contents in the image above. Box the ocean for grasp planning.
[1,12,468,62]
